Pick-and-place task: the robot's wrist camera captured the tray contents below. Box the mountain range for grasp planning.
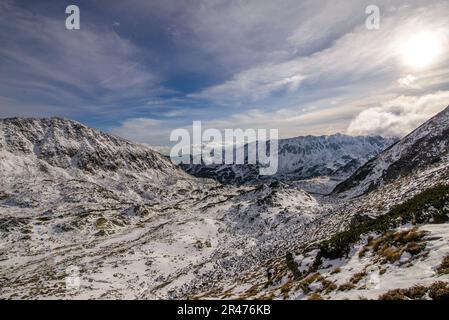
[1,106,449,300]
[182,134,397,184]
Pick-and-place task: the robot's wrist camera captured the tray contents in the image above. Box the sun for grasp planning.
[400,31,443,69]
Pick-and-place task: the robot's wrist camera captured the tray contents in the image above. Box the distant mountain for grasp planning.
[182,134,397,184]
[333,105,449,197]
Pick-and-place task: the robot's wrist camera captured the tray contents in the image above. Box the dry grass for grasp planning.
[308,293,324,300]
[338,282,356,291]
[429,281,449,300]
[379,289,408,300]
[320,279,338,294]
[437,255,449,275]
[350,271,367,284]
[379,246,402,263]
[358,246,369,258]
[379,282,449,300]
[404,285,428,299]
[280,281,294,299]
[363,228,428,264]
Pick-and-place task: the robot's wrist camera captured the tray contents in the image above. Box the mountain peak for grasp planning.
[0,117,182,176]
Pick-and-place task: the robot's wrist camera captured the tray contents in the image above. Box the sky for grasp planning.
[1,0,449,148]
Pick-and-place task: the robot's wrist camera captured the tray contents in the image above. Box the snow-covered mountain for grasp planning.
[0,117,321,299]
[183,134,397,184]
[0,117,182,176]
[0,117,198,213]
[1,113,448,301]
[333,105,449,197]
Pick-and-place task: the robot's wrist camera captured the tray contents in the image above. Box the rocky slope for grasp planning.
[0,117,322,299]
[0,117,183,177]
[333,105,449,197]
[202,105,449,300]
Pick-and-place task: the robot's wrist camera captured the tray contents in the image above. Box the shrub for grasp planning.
[308,293,324,300]
[403,285,427,299]
[285,252,301,279]
[296,273,323,294]
[358,246,369,258]
[95,217,109,230]
[380,282,448,300]
[429,281,449,300]
[301,273,322,287]
[437,255,449,275]
[330,267,341,274]
[338,283,356,291]
[350,271,367,284]
[321,280,338,294]
[379,246,402,263]
[404,242,425,255]
[379,289,407,300]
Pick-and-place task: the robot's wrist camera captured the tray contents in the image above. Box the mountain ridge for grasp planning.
[0,117,185,178]
[183,133,397,184]
[333,104,449,197]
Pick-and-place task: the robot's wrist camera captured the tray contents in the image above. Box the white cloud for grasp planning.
[190,63,308,102]
[347,91,449,137]
[398,75,420,89]
[191,1,449,105]
[114,90,449,147]
[112,96,364,146]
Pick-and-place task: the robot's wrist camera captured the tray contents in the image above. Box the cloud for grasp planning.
[191,1,449,105]
[113,89,449,147]
[190,64,307,103]
[398,75,420,89]
[0,1,163,119]
[347,91,449,137]
[111,96,364,147]
[2,0,449,145]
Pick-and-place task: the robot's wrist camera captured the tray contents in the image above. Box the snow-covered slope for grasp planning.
[333,105,449,197]
[0,117,182,177]
[0,117,197,214]
[183,134,396,184]
[1,114,448,300]
[0,117,322,299]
